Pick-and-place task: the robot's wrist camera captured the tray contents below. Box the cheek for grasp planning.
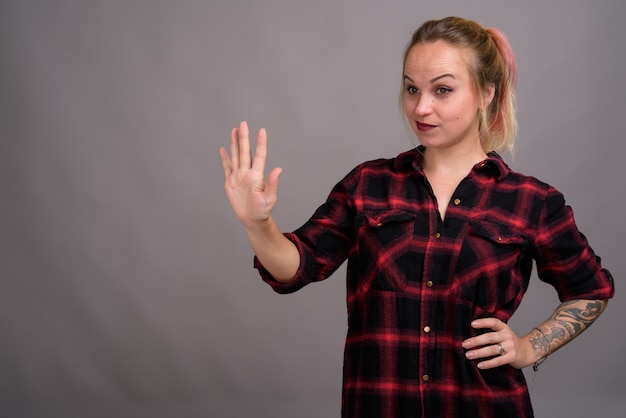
[448,100,479,123]
[403,99,414,117]
[451,112,475,124]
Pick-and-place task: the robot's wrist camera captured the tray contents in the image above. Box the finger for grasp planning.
[476,354,508,370]
[465,342,506,360]
[466,341,511,369]
[471,317,506,332]
[219,146,232,177]
[265,167,283,199]
[230,127,240,168]
[462,327,501,349]
[477,341,512,369]
[238,121,252,168]
[251,128,268,173]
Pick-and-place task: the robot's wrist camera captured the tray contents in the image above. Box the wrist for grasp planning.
[243,216,275,234]
[530,327,553,371]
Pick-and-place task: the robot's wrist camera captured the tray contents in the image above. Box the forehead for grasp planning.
[404,40,473,81]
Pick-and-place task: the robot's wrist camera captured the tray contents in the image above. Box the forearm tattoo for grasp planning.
[552,300,604,337]
[531,300,605,356]
[530,327,564,355]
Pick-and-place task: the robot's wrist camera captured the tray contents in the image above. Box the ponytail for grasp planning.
[483,27,517,155]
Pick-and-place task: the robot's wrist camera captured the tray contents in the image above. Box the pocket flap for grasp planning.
[469,219,528,245]
[356,210,416,228]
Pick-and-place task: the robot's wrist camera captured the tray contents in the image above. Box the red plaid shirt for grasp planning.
[255,147,615,418]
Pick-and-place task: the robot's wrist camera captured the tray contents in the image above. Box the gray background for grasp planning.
[0,0,624,417]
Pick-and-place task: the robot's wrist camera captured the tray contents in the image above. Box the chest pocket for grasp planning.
[469,220,528,246]
[451,219,531,314]
[353,210,417,292]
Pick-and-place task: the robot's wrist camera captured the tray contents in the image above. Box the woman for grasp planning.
[219,16,614,418]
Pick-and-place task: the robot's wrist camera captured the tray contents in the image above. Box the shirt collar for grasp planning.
[394,145,510,181]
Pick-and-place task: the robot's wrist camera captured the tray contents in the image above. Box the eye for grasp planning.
[406,86,419,95]
[436,87,453,95]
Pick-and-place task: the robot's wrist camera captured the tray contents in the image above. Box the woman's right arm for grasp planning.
[219,121,300,282]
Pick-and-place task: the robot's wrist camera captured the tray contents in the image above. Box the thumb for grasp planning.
[265,167,283,198]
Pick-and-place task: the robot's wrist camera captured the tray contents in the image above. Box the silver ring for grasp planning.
[497,343,505,356]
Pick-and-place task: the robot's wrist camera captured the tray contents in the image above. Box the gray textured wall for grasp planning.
[0,1,624,417]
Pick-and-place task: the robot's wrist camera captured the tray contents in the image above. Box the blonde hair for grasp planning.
[400,17,518,154]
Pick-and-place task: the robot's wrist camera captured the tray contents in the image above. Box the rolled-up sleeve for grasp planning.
[533,187,615,301]
[254,232,314,294]
[254,164,361,294]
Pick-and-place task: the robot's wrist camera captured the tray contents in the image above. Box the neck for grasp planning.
[421,143,487,176]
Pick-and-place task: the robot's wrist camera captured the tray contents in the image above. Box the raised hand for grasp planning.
[220,121,299,281]
[219,121,283,227]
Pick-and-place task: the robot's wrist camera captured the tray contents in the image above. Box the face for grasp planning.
[403,40,494,152]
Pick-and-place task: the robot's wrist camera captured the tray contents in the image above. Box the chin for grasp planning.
[415,136,442,148]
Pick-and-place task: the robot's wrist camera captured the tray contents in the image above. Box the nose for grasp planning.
[413,94,433,117]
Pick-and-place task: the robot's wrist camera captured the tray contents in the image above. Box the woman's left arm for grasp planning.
[462,298,609,370]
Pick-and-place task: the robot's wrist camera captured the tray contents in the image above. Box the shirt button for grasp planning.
[453,198,461,205]
[424,326,431,333]
[434,232,441,239]
[422,375,430,382]
[426,280,434,288]
[376,222,383,227]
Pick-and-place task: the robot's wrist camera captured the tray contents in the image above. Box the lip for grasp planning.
[416,121,437,132]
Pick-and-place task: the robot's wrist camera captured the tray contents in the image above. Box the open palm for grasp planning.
[219,121,282,227]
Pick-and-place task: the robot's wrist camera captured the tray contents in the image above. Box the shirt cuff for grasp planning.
[254,232,310,294]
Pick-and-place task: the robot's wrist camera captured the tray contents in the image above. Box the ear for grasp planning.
[482,83,496,109]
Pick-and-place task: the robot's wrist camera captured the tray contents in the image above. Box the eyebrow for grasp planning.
[403,73,456,83]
